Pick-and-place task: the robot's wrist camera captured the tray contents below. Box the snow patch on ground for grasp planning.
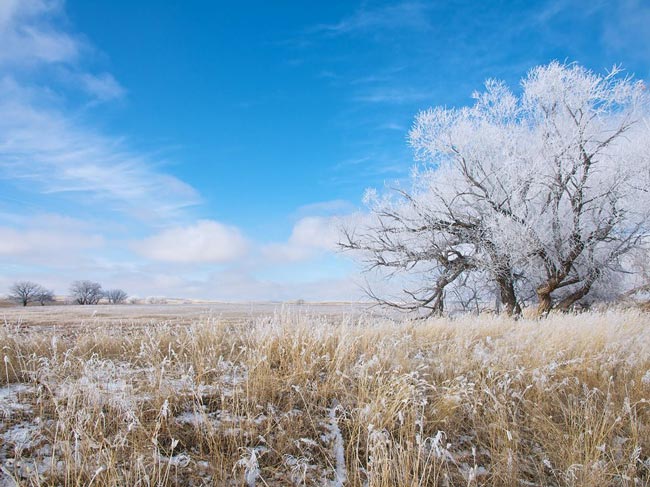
[0,384,34,419]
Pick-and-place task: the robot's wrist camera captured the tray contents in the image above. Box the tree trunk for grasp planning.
[432,296,444,316]
[536,286,553,317]
[497,276,521,317]
[555,280,594,312]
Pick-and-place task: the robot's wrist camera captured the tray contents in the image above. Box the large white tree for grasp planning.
[343,62,650,316]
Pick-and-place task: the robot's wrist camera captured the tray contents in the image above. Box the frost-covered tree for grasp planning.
[70,280,103,305]
[622,243,650,301]
[343,62,650,316]
[104,289,128,304]
[35,288,55,306]
[8,281,44,306]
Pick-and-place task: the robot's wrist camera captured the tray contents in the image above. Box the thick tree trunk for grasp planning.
[555,280,594,312]
[537,272,597,315]
[536,286,553,317]
[497,276,521,317]
[432,296,444,316]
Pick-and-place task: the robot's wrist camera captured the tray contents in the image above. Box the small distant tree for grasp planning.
[70,280,103,305]
[104,289,128,304]
[35,288,55,306]
[8,281,44,306]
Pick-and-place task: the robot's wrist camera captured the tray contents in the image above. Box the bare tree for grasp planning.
[104,289,128,304]
[35,288,55,306]
[70,280,103,305]
[343,62,650,316]
[341,195,485,316]
[8,281,44,306]
[621,244,650,301]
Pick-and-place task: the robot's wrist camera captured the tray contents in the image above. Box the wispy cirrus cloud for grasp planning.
[353,86,434,104]
[0,78,199,220]
[598,0,650,66]
[293,199,356,218]
[0,0,80,66]
[312,1,433,36]
[78,72,126,102]
[0,0,199,221]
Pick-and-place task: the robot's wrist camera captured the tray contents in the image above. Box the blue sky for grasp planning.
[1,0,648,301]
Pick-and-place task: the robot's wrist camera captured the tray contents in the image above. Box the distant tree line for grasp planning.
[6,280,129,306]
[7,281,55,306]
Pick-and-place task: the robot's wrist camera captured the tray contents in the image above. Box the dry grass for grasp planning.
[1,309,649,486]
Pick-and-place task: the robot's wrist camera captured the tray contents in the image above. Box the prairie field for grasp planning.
[1,306,649,486]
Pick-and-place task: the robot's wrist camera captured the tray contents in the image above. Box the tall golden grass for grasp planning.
[1,309,649,486]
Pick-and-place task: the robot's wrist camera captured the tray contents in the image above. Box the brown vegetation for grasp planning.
[1,310,649,485]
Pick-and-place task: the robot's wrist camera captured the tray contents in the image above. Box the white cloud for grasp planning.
[0,0,80,66]
[62,266,365,302]
[133,220,249,264]
[289,217,341,250]
[0,1,199,221]
[0,217,106,273]
[294,199,355,217]
[313,1,433,36]
[601,0,650,62]
[198,270,364,302]
[0,78,200,219]
[0,225,103,257]
[353,86,434,104]
[379,122,407,131]
[263,216,342,263]
[0,212,117,275]
[79,72,126,101]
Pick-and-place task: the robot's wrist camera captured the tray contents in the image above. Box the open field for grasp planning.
[0,302,369,329]
[1,308,649,486]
